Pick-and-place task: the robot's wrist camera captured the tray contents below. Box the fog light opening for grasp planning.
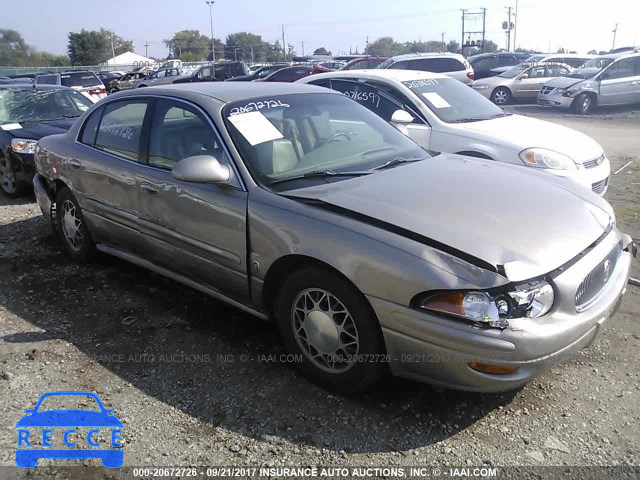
[468,361,519,375]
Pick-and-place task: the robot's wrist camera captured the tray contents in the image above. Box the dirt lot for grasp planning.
[0,104,639,478]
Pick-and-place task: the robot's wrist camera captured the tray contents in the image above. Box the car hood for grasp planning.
[454,114,603,162]
[542,76,592,89]
[286,155,612,281]
[16,410,123,427]
[472,76,510,88]
[5,119,76,141]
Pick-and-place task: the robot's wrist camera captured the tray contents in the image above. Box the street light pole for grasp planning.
[206,0,215,62]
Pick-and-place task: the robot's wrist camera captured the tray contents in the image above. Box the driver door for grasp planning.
[134,98,249,302]
[514,65,570,100]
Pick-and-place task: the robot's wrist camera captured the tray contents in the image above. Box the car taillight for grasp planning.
[89,88,106,95]
[467,72,475,80]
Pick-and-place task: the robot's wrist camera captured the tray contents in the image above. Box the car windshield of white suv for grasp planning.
[224,93,427,191]
[403,77,507,123]
[566,58,615,79]
[0,88,93,125]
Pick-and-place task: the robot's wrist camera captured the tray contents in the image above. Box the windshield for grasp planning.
[566,58,615,79]
[0,88,93,125]
[403,77,505,123]
[377,58,395,69]
[224,93,426,191]
[499,64,529,78]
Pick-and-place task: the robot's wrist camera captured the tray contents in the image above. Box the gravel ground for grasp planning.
[0,104,639,479]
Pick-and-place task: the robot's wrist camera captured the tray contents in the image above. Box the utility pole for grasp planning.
[366,36,369,52]
[110,32,116,65]
[441,32,445,51]
[461,9,466,56]
[301,41,305,56]
[144,41,150,58]
[281,25,287,60]
[482,8,486,53]
[206,1,215,62]
[612,23,618,50]
[513,0,519,51]
[506,7,513,52]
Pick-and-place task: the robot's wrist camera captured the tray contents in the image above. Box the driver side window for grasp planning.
[148,100,227,170]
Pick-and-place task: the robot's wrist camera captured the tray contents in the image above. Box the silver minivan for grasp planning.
[378,52,475,84]
[537,51,640,113]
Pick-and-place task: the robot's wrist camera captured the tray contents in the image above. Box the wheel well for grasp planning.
[456,151,493,160]
[575,91,598,105]
[491,86,510,97]
[261,254,388,354]
[262,255,348,317]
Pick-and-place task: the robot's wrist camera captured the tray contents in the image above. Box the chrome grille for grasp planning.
[575,244,621,311]
[583,154,605,169]
[539,86,554,94]
[592,177,609,194]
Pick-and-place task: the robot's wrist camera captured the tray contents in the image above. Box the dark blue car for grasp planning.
[0,85,94,198]
[15,391,123,468]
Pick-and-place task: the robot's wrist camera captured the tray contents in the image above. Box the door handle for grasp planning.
[68,159,82,169]
[140,182,159,195]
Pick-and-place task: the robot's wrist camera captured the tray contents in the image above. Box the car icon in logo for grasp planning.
[15,391,123,468]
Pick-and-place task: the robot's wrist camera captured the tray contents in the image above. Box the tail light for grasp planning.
[467,72,475,81]
[88,88,107,96]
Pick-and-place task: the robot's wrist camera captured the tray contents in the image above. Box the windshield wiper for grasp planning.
[448,117,490,123]
[269,169,372,186]
[368,156,427,171]
[62,114,82,118]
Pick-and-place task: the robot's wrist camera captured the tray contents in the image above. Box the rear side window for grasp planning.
[498,55,518,66]
[36,75,58,85]
[94,101,148,161]
[61,72,100,88]
[410,58,465,72]
[80,106,104,145]
[473,56,498,70]
[328,79,403,122]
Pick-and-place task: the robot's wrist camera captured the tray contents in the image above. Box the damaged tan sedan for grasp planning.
[32,83,636,393]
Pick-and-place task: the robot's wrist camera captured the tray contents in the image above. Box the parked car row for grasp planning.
[24,81,634,394]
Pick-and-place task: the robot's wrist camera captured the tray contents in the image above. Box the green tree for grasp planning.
[67,28,133,65]
[0,29,69,66]
[163,30,213,61]
[446,40,460,53]
[313,47,331,56]
[364,37,407,57]
[224,32,275,61]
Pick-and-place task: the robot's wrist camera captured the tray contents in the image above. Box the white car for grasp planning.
[297,69,611,195]
[377,53,475,84]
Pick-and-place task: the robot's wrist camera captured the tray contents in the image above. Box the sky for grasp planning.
[1,0,638,59]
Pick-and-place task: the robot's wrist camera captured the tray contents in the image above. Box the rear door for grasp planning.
[133,98,249,301]
[74,99,151,254]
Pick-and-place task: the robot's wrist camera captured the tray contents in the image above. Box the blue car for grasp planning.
[15,391,123,468]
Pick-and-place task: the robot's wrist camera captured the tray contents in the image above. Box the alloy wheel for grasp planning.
[0,158,17,194]
[291,288,360,374]
[493,90,509,105]
[61,199,84,251]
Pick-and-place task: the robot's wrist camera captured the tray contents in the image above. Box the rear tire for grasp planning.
[56,187,96,263]
[573,93,594,114]
[275,267,386,393]
[491,87,511,105]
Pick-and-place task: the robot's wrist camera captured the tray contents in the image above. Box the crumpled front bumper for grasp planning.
[369,230,634,392]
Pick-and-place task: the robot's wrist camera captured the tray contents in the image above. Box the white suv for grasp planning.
[377,53,475,84]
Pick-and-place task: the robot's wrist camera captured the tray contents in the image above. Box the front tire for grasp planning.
[275,267,386,393]
[573,93,594,114]
[491,87,511,105]
[0,157,26,198]
[56,187,95,262]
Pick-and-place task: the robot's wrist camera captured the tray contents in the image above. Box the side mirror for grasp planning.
[172,155,230,183]
[519,73,529,79]
[391,109,414,124]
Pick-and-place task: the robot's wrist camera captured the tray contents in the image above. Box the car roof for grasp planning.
[388,52,464,60]
[595,51,640,60]
[299,69,449,84]
[114,82,337,103]
[0,84,74,91]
